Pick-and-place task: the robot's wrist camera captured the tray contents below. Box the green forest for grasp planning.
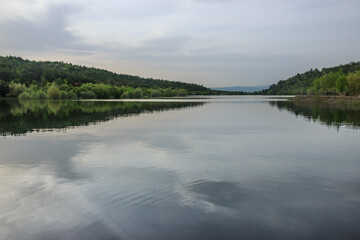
[0,56,244,99]
[2,55,359,98]
[263,61,360,96]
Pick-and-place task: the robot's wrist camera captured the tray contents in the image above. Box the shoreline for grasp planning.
[292,95,360,109]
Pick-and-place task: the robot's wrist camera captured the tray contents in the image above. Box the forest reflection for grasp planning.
[270,100,360,130]
[0,99,205,136]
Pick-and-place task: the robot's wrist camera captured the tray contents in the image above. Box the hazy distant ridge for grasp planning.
[211,85,269,92]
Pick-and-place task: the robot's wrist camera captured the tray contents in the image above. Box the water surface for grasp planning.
[0,96,359,240]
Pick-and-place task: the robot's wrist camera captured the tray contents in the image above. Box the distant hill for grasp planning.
[0,56,209,93]
[262,61,360,95]
[211,85,269,93]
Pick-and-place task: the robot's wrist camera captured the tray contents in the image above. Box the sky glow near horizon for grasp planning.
[0,0,360,87]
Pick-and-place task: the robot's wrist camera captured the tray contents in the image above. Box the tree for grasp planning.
[31,90,48,99]
[313,78,321,94]
[9,82,26,97]
[80,90,96,99]
[0,79,10,96]
[121,91,129,99]
[319,73,337,90]
[47,84,61,99]
[150,90,161,98]
[335,75,347,93]
[133,88,143,98]
[346,71,360,96]
[163,88,175,97]
[177,89,187,96]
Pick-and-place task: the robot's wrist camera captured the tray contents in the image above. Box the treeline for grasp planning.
[0,55,221,98]
[262,61,360,96]
[2,82,191,100]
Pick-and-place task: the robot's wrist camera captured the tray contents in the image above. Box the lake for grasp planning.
[0,96,360,240]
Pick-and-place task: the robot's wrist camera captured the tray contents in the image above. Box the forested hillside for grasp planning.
[0,56,209,91]
[0,56,214,99]
[263,61,360,96]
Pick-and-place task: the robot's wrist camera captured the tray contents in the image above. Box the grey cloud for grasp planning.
[0,4,94,53]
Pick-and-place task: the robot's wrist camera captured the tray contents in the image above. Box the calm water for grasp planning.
[1,96,360,240]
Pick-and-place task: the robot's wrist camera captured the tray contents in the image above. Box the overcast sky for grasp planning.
[1,0,360,87]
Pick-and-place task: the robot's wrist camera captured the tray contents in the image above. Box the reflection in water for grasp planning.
[185,180,246,208]
[0,99,205,136]
[270,100,360,129]
[0,97,360,240]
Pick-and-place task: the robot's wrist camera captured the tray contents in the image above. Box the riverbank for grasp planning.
[293,95,360,109]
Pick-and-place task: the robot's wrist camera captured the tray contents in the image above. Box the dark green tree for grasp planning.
[0,79,10,96]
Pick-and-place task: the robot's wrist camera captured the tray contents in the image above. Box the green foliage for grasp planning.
[319,72,337,90]
[164,88,175,97]
[0,55,251,97]
[150,90,161,98]
[29,84,40,93]
[176,89,187,96]
[9,82,26,97]
[0,55,209,93]
[60,90,77,99]
[336,75,347,93]
[346,71,360,96]
[0,79,10,96]
[31,90,48,99]
[266,69,323,95]
[264,62,360,96]
[133,88,143,98]
[127,89,135,98]
[47,84,61,99]
[121,91,129,99]
[18,92,31,100]
[67,90,77,100]
[60,90,68,99]
[80,90,97,99]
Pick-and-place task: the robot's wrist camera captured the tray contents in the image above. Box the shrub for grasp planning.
[29,84,40,93]
[176,89,187,96]
[93,84,113,98]
[18,92,31,100]
[134,88,143,98]
[114,87,124,98]
[9,82,26,97]
[150,90,161,98]
[347,71,360,96]
[67,90,77,100]
[128,89,135,98]
[80,90,96,99]
[164,88,175,97]
[60,90,77,99]
[31,90,48,99]
[47,84,61,99]
[60,90,69,99]
[121,91,129,99]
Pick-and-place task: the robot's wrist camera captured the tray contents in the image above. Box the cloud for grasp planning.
[1,0,360,86]
[0,0,48,22]
[0,4,92,52]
